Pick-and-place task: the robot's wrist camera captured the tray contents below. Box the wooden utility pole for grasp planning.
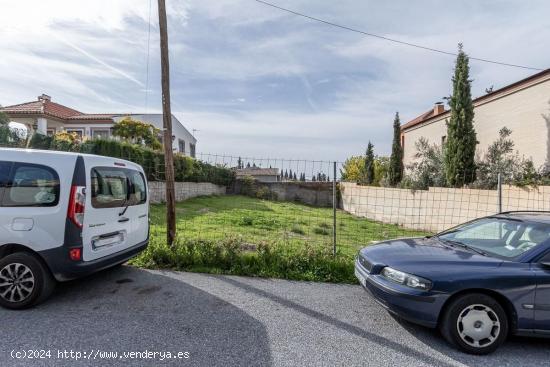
[158,0,176,246]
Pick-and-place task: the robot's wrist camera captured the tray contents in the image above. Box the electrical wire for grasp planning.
[254,0,544,71]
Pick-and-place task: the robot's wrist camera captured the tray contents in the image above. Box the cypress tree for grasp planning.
[444,43,477,187]
[388,112,404,186]
[364,141,375,185]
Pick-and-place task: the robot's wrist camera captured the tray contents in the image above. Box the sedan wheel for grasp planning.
[440,293,508,355]
[457,304,500,348]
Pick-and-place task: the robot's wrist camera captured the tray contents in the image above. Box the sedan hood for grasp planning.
[359,237,504,278]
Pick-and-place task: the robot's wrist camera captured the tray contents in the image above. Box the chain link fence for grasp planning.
[3,136,550,258]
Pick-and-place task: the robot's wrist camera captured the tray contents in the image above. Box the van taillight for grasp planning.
[68,185,86,228]
[69,248,82,261]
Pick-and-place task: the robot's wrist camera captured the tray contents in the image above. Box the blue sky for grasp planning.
[0,0,549,162]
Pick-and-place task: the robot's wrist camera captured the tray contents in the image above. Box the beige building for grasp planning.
[401,69,550,169]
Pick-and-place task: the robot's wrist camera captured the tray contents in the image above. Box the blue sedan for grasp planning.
[355,211,550,354]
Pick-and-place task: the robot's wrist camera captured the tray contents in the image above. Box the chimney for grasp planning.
[433,102,444,116]
[38,94,51,102]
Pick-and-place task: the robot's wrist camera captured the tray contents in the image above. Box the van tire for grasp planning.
[0,252,56,310]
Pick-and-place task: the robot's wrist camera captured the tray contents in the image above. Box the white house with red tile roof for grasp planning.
[400,69,550,169]
[0,94,197,157]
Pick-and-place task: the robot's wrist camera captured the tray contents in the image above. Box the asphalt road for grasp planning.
[1,266,550,367]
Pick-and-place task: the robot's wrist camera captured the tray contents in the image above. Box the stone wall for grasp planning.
[148,181,226,204]
[340,182,550,233]
[231,180,334,207]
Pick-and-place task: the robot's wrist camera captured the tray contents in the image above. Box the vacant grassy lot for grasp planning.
[133,195,427,283]
[148,195,425,257]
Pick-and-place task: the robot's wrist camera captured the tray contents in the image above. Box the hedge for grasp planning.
[24,136,234,186]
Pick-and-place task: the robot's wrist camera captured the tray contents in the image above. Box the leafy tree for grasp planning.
[246,162,251,168]
[373,156,390,186]
[444,44,477,187]
[401,138,446,190]
[340,155,365,182]
[289,169,293,180]
[284,170,288,180]
[237,157,243,169]
[112,117,161,150]
[0,110,9,126]
[388,112,404,186]
[363,141,375,185]
[473,127,537,189]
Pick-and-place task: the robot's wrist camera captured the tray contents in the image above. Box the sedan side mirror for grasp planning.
[540,261,550,269]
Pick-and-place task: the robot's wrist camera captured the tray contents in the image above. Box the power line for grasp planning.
[254,0,544,71]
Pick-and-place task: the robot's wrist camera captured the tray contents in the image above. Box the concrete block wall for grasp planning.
[230,180,334,207]
[340,182,550,233]
[148,181,226,204]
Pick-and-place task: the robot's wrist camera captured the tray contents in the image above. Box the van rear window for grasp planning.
[91,167,147,208]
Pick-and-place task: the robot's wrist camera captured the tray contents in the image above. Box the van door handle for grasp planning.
[118,217,130,223]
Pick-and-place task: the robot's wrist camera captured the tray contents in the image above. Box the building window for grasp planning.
[441,136,446,145]
[401,135,405,149]
[46,129,56,137]
[92,129,110,140]
[190,143,196,158]
[178,139,185,154]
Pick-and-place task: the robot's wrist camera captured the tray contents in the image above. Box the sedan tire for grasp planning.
[440,293,508,355]
[0,252,56,310]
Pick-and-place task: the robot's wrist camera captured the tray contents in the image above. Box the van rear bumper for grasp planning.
[39,239,148,282]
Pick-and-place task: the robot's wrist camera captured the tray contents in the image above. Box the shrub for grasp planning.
[239,216,254,226]
[28,133,53,149]
[131,236,355,283]
[401,138,446,190]
[313,226,330,236]
[472,127,543,189]
[26,137,234,186]
[0,125,25,147]
[290,225,305,235]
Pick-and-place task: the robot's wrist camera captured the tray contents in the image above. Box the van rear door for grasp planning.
[82,161,148,262]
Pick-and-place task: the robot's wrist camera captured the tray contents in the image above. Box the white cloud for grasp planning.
[0,0,549,162]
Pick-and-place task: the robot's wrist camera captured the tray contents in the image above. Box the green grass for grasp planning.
[132,195,428,283]
[147,195,426,257]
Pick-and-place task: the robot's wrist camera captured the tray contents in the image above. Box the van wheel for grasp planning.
[440,293,508,355]
[0,252,56,310]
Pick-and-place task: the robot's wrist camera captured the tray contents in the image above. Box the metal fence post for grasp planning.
[497,172,502,213]
[332,161,337,257]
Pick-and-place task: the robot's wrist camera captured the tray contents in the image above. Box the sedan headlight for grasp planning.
[381,267,432,290]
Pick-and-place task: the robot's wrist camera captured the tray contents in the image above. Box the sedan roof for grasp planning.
[493,212,550,224]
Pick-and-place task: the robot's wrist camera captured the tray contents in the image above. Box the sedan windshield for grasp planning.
[437,217,550,258]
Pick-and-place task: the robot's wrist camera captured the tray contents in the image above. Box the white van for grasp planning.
[0,148,149,309]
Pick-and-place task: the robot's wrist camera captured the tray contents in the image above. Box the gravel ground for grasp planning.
[1,266,549,367]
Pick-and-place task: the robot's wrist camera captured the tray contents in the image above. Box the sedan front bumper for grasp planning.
[355,259,445,328]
